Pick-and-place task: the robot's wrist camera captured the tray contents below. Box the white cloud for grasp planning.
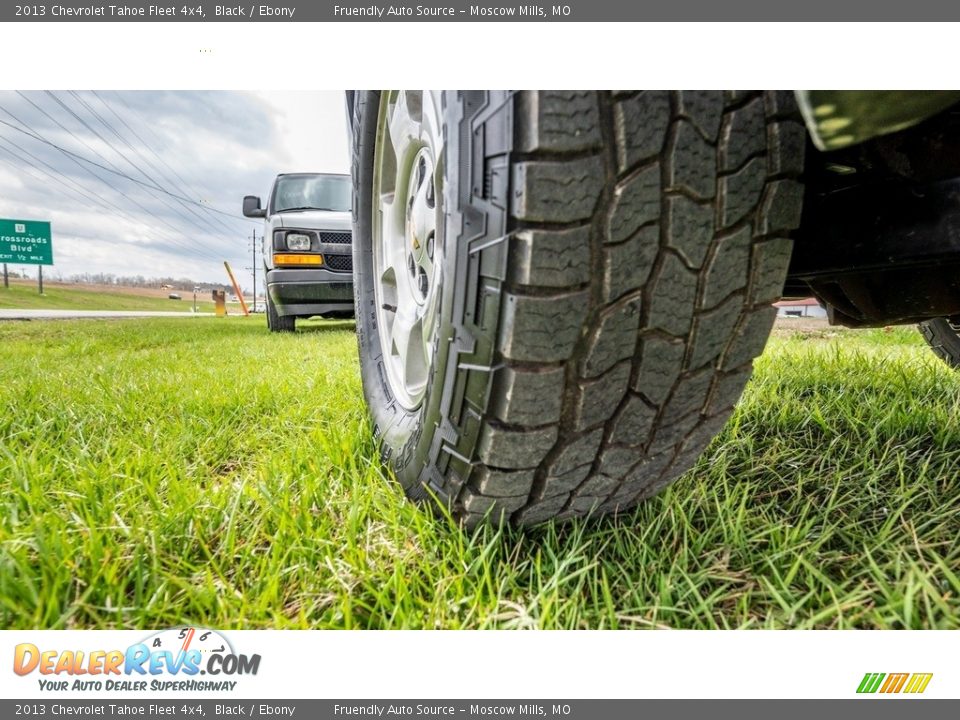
[252,91,350,177]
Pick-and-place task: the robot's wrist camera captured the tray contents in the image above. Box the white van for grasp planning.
[242,172,354,332]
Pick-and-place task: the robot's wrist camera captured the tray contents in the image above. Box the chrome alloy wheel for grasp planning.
[372,91,445,410]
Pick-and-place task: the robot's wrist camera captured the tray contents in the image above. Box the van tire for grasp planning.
[267,294,295,333]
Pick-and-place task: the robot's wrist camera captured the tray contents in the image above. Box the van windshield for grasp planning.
[273,175,351,213]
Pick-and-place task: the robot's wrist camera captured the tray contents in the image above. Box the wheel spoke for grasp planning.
[389,305,427,392]
[387,91,423,161]
[378,193,399,247]
[379,263,398,312]
[404,315,427,390]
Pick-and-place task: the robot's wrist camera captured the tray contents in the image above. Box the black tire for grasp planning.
[919,318,960,368]
[266,294,295,333]
[352,91,805,526]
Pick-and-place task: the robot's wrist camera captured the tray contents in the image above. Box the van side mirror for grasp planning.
[243,195,266,218]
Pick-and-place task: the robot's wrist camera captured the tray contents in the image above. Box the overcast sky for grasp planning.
[0,90,349,289]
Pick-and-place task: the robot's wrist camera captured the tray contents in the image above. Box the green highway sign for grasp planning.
[0,218,53,265]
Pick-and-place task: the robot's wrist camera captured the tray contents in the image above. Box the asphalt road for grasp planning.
[0,309,216,320]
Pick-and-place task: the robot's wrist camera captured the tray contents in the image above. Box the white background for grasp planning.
[3,23,960,90]
[1,19,956,702]
[1,630,954,698]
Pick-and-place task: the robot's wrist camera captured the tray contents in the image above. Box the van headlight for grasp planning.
[285,233,312,251]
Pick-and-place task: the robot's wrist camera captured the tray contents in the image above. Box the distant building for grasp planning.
[774,297,827,318]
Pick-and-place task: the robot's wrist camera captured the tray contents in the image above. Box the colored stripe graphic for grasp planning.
[857,673,885,694]
[857,672,932,694]
[881,673,909,693]
[903,674,934,694]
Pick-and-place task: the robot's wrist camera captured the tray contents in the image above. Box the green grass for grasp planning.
[0,281,216,312]
[0,317,958,629]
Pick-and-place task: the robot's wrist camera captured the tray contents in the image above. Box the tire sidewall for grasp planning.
[267,292,294,332]
[352,91,458,499]
[921,317,960,368]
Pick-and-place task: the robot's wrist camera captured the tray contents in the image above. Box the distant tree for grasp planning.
[64,271,235,292]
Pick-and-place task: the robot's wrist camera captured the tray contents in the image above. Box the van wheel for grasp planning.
[267,294,295,332]
[351,90,805,526]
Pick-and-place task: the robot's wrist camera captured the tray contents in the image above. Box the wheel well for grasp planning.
[787,101,960,326]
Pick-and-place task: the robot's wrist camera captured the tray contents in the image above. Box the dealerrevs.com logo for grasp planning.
[13,628,261,693]
[857,673,933,694]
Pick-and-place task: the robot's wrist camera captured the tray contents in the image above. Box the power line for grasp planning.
[0,143,115,212]
[0,131,227,265]
[91,90,255,231]
[61,90,238,240]
[0,103,243,265]
[112,91,246,219]
[0,133,134,219]
[19,91,128,177]
[15,91,238,245]
[0,91,254,275]
[0,145,228,269]
[102,91,204,191]
[0,142,225,268]
[0,114,216,259]
[0,115,248,221]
